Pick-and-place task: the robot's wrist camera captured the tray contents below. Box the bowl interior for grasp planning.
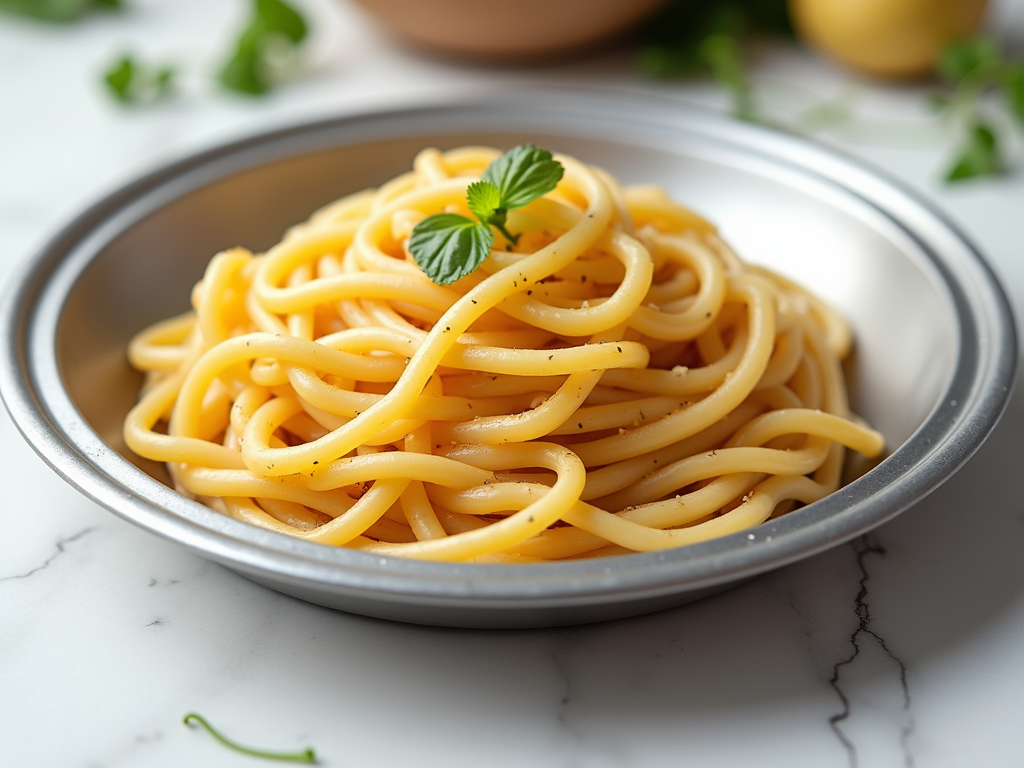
[55,130,958,475]
[18,98,1002,627]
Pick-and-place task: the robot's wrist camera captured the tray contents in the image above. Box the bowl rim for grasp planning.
[0,89,1016,615]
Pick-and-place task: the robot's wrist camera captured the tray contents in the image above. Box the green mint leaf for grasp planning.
[1003,66,1024,123]
[256,0,307,43]
[699,33,756,122]
[102,54,176,105]
[409,214,494,285]
[218,0,307,96]
[465,180,521,244]
[482,145,564,211]
[938,37,1001,86]
[0,0,119,22]
[466,180,503,224]
[945,121,1002,182]
[219,37,267,95]
[183,713,316,763]
[104,56,135,102]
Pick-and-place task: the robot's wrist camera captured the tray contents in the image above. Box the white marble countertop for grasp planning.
[2,1,1024,766]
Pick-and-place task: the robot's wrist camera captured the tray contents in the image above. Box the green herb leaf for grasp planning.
[0,0,120,22]
[699,33,755,122]
[104,56,135,102]
[945,121,1002,181]
[1003,65,1024,123]
[409,146,564,285]
[482,145,565,211]
[102,54,176,105]
[219,0,308,96]
[466,180,503,226]
[255,0,307,43]
[219,32,267,95]
[938,37,1001,86]
[183,712,316,763]
[466,179,521,244]
[409,214,494,285]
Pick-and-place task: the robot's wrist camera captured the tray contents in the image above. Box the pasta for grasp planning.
[124,145,884,563]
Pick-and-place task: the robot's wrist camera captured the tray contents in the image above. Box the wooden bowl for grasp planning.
[350,0,669,61]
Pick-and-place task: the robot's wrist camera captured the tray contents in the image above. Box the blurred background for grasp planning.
[2,0,1022,211]
[2,0,1023,301]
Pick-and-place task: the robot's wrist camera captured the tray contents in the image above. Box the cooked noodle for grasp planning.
[124,146,884,563]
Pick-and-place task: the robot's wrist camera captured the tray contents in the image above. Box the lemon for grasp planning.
[789,0,988,78]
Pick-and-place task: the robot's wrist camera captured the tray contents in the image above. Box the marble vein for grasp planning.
[828,535,914,768]
[550,631,582,764]
[0,526,96,582]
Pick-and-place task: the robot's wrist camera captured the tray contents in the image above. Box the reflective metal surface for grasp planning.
[0,92,1015,627]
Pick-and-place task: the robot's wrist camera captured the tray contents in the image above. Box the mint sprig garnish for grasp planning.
[409,145,564,285]
[219,0,308,96]
[933,36,1024,182]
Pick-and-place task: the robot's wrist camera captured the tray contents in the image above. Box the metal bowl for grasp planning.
[0,92,1015,627]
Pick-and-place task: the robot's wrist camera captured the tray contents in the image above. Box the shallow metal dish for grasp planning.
[0,92,1015,627]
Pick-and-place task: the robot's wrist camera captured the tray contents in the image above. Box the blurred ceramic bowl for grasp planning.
[0,90,1015,627]
[349,0,668,61]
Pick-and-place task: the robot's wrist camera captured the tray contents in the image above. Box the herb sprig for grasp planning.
[219,0,308,96]
[103,54,175,105]
[0,0,119,22]
[183,712,317,763]
[932,37,1024,182]
[409,145,564,286]
[99,0,307,104]
[635,0,791,122]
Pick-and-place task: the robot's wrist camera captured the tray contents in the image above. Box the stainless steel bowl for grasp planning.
[1,92,1015,627]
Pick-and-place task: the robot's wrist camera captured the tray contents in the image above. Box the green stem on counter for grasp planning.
[183,712,317,763]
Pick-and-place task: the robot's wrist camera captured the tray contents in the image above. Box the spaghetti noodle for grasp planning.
[124,145,884,563]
